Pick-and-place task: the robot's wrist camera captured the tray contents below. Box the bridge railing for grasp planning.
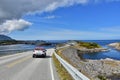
[54,52,90,80]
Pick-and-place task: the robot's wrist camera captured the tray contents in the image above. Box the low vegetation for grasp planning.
[0,40,35,45]
[98,75,107,80]
[76,41,101,49]
[52,54,73,80]
[0,40,52,46]
[0,40,21,45]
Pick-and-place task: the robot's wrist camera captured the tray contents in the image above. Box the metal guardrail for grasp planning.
[54,52,90,80]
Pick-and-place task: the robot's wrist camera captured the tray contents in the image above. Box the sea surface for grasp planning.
[0,44,52,56]
[0,40,120,60]
[83,40,120,60]
[0,44,35,56]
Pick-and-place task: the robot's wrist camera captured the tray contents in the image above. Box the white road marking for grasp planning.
[49,49,55,80]
[50,58,55,80]
[0,48,56,80]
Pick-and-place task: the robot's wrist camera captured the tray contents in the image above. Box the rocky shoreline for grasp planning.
[76,48,108,53]
[108,42,120,50]
[57,46,120,80]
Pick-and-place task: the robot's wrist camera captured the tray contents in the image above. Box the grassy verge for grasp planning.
[55,48,76,65]
[52,54,73,80]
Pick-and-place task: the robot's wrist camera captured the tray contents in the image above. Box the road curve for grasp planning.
[0,48,59,80]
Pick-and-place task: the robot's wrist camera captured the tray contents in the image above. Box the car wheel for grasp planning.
[33,55,36,58]
[44,54,46,57]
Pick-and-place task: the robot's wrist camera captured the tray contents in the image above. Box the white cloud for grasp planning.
[34,28,120,40]
[0,19,32,34]
[101,26,120,32]
[0,0,88,34]
[0,0,89,23]
[10,27,120,40]
[44,15,56,19]
[44,0,88,12]
[0,0,119,22]
[0,0,120,35]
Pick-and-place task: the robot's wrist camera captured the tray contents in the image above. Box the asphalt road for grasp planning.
[0,48,59,80]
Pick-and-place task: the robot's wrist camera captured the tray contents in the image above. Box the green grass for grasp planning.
[52,54,73,80]
[76,41,101,49]
[98,75,107,80]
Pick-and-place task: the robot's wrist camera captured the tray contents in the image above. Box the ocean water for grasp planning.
[0,40,120,60]
[0,44,54,56]
[0,44,35,56]
[82,40,120,60]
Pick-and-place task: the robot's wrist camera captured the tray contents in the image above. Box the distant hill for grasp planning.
[0,35,13,41]
[0,35,53,46]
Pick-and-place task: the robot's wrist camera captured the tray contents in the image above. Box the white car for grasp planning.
[33,47,46,58]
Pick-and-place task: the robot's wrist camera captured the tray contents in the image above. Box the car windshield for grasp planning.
[35,47,45,51]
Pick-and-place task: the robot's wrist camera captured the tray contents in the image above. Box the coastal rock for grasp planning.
[77,48,109,53]
[59,47,120,80]
[108,43,119,47]
[108,43,120,50]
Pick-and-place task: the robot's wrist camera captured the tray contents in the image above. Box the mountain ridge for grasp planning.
[0,35,13,41]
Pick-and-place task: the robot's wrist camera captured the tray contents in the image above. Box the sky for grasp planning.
[0,0,120,40]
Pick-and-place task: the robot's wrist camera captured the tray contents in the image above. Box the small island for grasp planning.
[56,40,108,53]
[71,41,108,53]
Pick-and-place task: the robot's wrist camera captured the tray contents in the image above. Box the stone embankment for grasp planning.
[58,47,120,80]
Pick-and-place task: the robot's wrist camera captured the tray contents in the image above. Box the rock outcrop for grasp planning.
[77,48,108,53]
[108,43,120,50]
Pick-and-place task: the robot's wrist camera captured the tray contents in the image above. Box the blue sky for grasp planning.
[9,1,120,40]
